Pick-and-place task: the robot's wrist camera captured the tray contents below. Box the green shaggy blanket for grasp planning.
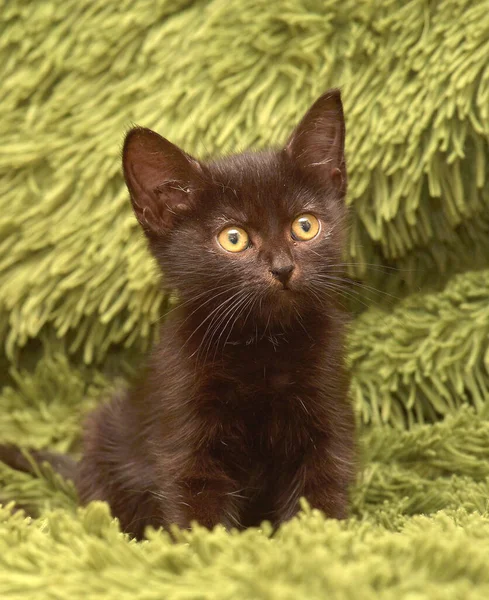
[2,0,489,597]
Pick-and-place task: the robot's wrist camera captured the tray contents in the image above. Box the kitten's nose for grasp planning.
[270,263,295,286]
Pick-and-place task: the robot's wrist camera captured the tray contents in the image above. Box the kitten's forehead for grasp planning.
[205,151,311,224]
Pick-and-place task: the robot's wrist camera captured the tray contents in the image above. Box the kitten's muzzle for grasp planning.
[270,263,294,286]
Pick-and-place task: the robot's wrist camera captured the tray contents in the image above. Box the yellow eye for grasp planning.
[291,214,320,241]
[217,226,250,252]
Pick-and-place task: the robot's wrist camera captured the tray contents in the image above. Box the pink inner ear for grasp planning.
[172,201,192,213]
[331,167,343,187]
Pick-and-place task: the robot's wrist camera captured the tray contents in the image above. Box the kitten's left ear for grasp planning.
[122,127,205,235]
[285,88,346,195]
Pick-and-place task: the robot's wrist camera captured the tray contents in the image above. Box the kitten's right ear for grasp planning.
[285,89,346,196]
[122,127,205,234]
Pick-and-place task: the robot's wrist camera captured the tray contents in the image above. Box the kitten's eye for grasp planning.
[291,214,320,241]
[217,227,250,252]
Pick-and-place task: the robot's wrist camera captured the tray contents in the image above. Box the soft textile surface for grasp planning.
[1,0,489,597]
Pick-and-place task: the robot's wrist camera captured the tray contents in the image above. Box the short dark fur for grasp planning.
[2,90,356,539]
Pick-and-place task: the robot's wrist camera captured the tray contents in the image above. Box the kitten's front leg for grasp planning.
[164,457,244,531]
[177,476,243,530]
[275,435,355,525]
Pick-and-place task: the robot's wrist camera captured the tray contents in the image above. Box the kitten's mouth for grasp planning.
[271,283,290,294]
[267,280,298,307]
[270,279,293,293]
[275,284,295,298]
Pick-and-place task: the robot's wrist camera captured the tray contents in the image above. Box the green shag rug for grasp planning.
[2,0,489,597]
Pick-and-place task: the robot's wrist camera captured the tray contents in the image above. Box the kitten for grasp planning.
[2,89,356,539]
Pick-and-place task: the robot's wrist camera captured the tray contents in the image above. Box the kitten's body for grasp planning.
[2,91,356,539]
[78,297,352,538]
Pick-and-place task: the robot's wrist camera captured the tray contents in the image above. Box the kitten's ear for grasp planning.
[285,89,346,195]
[123,127,205,234]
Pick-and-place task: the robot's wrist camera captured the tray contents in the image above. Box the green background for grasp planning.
[1,0,489,597]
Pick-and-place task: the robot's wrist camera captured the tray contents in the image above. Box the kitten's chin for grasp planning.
[260,287,300,320]
[265,284,325,320]
[275,288,294,301]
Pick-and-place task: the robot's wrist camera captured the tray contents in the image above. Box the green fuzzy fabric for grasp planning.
[2,0,489,597]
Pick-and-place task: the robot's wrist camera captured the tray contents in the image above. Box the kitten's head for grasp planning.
[123,90,348,329]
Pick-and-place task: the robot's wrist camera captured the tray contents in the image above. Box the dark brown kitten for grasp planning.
[1,90,356,539]
[75,89,355,538]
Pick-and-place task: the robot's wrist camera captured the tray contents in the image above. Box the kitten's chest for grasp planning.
[221,335,313,398]
[207,381,315,479]
[203,339,321,454]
